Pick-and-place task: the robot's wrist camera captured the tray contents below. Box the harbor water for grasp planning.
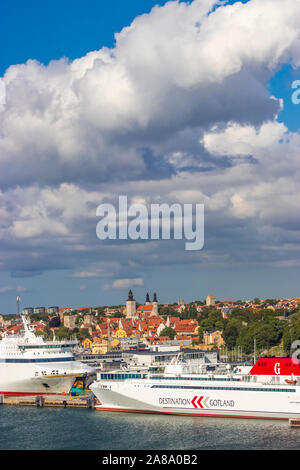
[1,406,300,450]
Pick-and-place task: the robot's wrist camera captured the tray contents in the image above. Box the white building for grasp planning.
[206,295,215,307]
[126,290,137,318]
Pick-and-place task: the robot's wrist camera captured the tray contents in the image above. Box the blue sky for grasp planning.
[1,0,300,313]
[269,64,300,132]
[0,0,185,75]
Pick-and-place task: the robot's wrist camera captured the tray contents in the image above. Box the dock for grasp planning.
[0,393,99,408]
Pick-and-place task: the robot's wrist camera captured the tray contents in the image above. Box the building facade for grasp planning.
[206,295,215,307]
[126,290,137,318]
[64,315,76,329]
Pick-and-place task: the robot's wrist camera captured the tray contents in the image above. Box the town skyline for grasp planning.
[3,288,300,316]
[1,290,298,360]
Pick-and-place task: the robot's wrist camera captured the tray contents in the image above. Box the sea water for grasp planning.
[1,406,300,450]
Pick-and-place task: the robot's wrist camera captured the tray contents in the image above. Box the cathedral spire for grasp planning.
[127,289,135,301]
[126,289,136,318]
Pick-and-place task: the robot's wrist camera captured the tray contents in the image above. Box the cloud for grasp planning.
[0,285,26,294]
[201,120,287,157]
[72,271,103,279]
[0,0,300,289]
[105,278,144,290]
[0,79,5,106]
[1,0,300,188]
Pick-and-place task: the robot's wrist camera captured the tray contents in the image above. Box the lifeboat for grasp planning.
[285,379,297,385]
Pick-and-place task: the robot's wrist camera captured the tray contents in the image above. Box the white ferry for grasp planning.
[90,355,300,420]
[0,315,96,395]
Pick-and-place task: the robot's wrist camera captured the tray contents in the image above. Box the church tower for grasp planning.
[126,289,136,318]
[145,292,151,305]
[151,292,159,316]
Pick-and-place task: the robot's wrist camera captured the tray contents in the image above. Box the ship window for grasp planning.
[151,385,296,393]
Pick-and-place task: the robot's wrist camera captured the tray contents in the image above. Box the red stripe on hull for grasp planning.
[95,407,160,414]
[163,411,287,420]
[94,406,288,420]
[1,391,64,396]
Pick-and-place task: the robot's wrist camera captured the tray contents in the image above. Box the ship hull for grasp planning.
[94,406,290,420]
[0,362,94,396]
[90,381,300,420]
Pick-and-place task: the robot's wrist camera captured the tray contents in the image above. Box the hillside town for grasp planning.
[1,291,300,359]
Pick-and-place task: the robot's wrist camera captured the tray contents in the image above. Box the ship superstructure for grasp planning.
[0,314,95,395]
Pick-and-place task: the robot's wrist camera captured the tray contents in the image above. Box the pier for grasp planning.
[0,394,99,408]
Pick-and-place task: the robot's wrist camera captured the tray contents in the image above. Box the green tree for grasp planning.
[236,322,281,354]
[223,319,243,350]
[283,326,292,354]
[97,307,105,316]
[55,326,72,340]
[34,330,46,337]
[74,328,90,341]
[182,304,198,319]
[198,309,225,331]
[159,327,176,340]
[197,326,204,343]
[160,306,180,317]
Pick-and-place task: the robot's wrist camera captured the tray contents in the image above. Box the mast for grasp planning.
[17,295,32,337]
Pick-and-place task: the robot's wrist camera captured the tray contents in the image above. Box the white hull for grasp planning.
[0,315,95,395]
[0,361,92,395]
[90,379,300,420]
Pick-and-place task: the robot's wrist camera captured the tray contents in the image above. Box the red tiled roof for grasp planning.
[92,337,102,343]
[9,325,23,332]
